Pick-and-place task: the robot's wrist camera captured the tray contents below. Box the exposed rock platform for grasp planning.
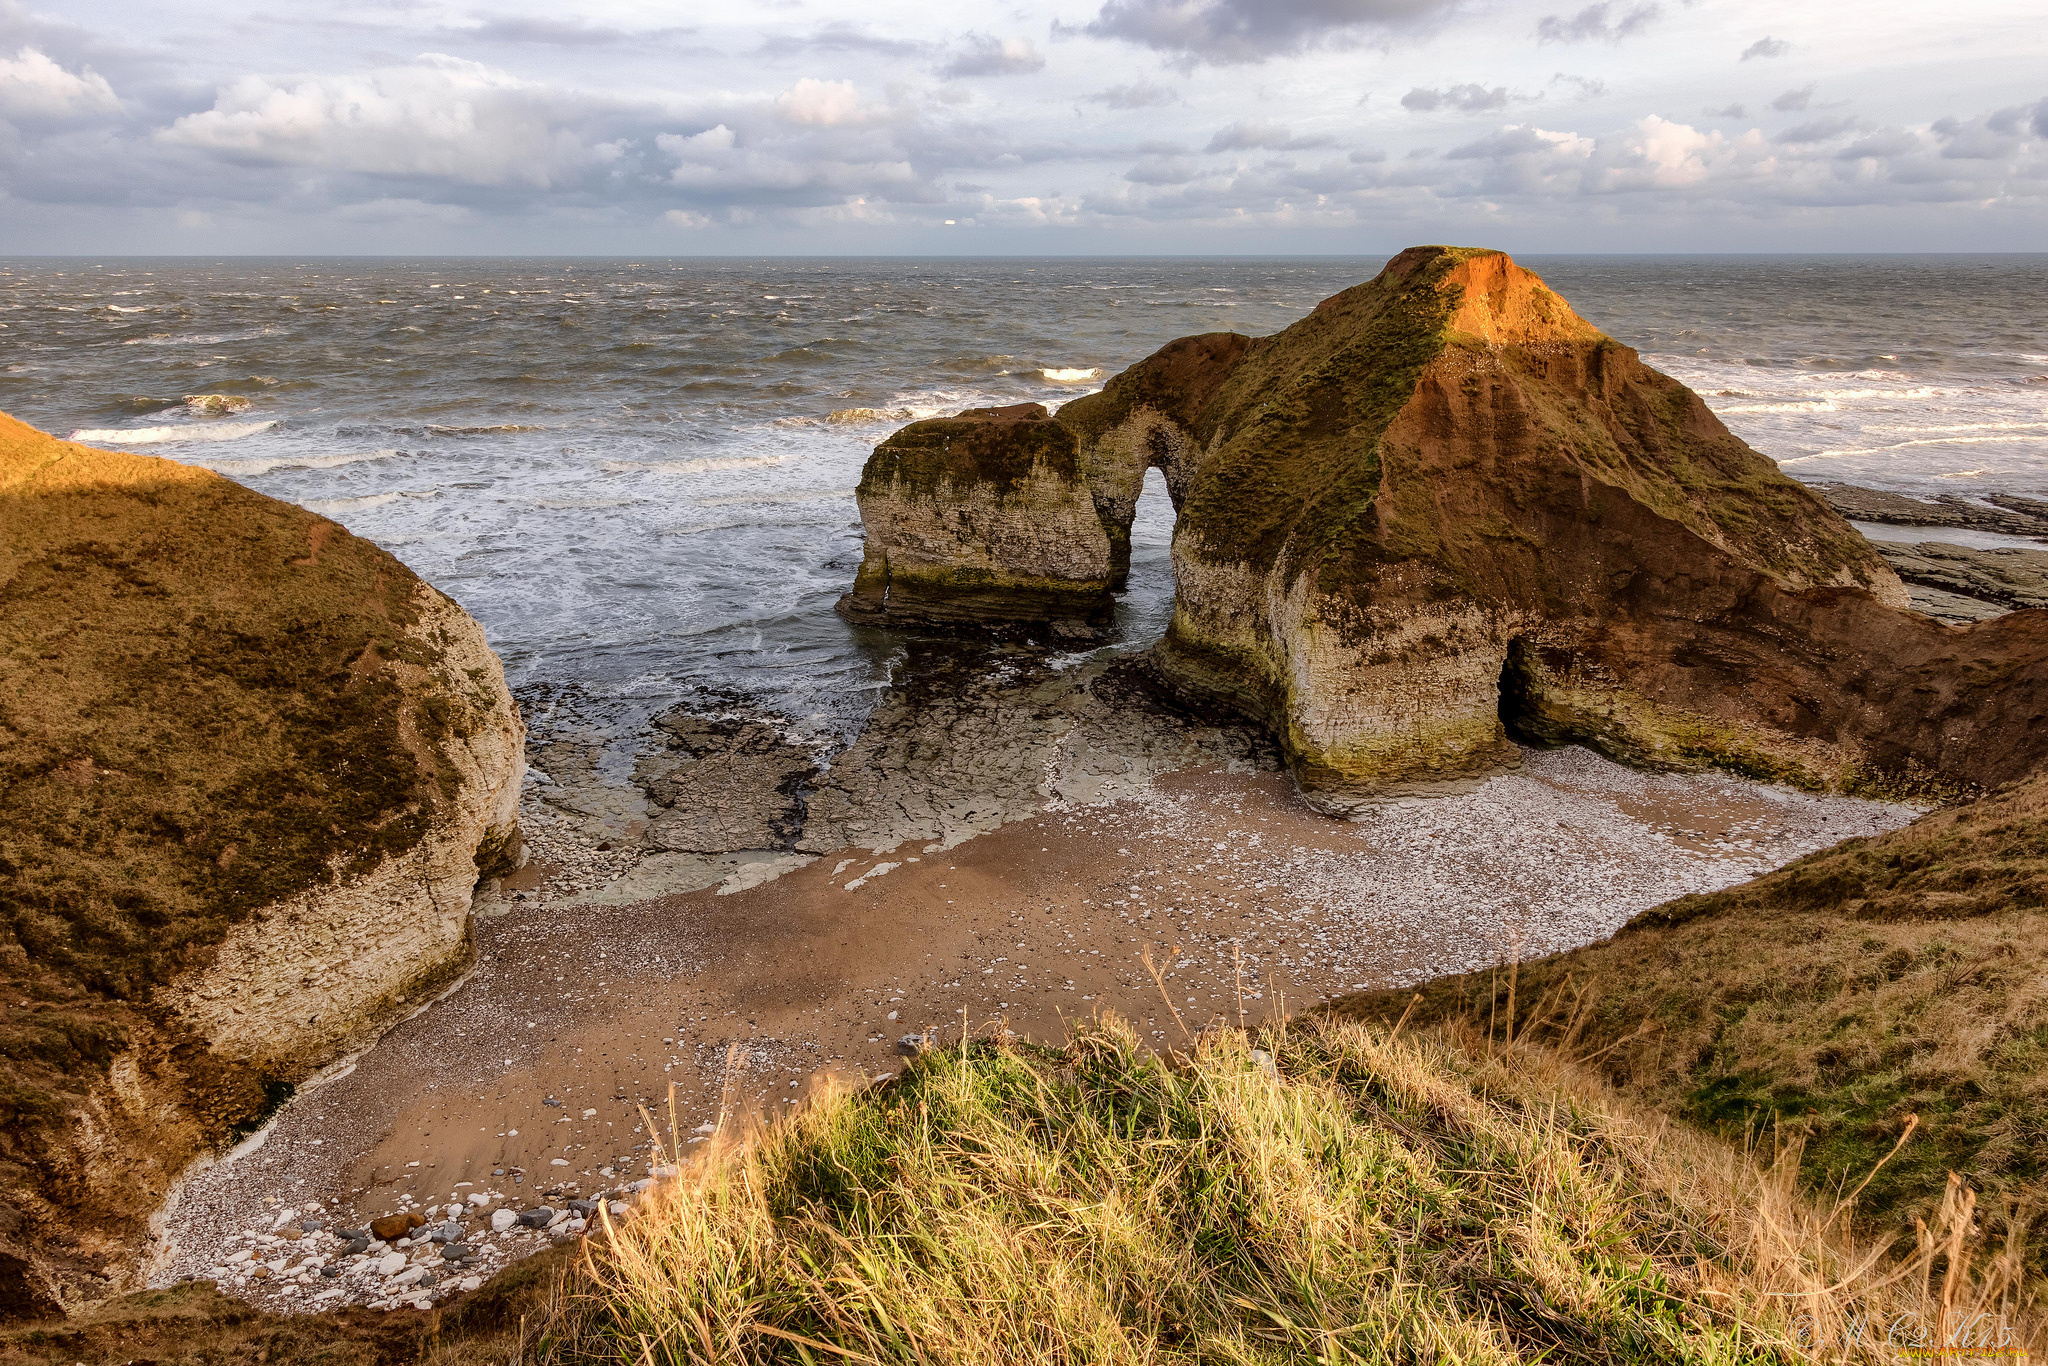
[840,247,2048,808]
[0,413,523,1314]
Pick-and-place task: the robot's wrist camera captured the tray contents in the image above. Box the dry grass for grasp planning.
[1325,770,2048,1282]
[507,1014,2039,1365]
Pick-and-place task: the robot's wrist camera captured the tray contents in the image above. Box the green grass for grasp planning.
[527,1015,2035,1365]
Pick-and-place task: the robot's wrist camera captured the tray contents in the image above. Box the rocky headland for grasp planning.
[0,413,524,1316]
[840,246,2048,809]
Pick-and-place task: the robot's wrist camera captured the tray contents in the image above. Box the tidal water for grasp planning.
[5,254,2043,751]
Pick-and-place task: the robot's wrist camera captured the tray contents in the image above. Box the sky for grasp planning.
[1,0,2043,254]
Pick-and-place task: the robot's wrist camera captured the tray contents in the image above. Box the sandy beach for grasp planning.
[152,745,1914,1312]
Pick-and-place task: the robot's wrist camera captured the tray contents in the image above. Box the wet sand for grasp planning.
[152,746,1916,1310]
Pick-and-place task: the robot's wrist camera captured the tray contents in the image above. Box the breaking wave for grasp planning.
[1041,367,1101,382]
[192,449,401,476]
[69,420,278,445]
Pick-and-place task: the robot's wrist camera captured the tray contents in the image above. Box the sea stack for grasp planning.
[0,412,524,1312]
[841,246,2048,809]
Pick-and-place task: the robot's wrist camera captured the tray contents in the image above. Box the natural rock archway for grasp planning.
[840,247,2048,809]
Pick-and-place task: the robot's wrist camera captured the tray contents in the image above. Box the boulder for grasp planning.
[0,411,524,1313]
[839,248,2048,806]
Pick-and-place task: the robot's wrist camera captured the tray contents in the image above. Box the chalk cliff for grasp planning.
[840,247,2048,808]
[0,412,523,1314]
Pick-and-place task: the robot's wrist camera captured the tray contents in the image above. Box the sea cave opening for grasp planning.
[1113,465,1180,645]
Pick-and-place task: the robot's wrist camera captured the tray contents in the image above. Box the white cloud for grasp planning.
[158,54,609,187]
[1402,83,1510,112]
[939,36,1045,77]
[0,46,117,120]
[1534,3,1658,44]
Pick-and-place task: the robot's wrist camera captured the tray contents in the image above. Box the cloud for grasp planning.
[1740,36,1790,60]
[939,35,1045,77]
[1079,0,1455,67]
[0,46,118,120]
[1126,154,1203,183]
[448,16,690,46]
[158,54,608,187]
[1535,3,1658,44]
[1402,83,1509,113]
[1771,85,1814,112]
[1081,81,1180,108]
[1706,103,1746,119]
[1776,115,1857,144]
[756,25,928,59]
[1205,121,1334,151]
[1550,73,1607,98]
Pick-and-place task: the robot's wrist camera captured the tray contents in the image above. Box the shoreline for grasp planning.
[151,745,1916,1313]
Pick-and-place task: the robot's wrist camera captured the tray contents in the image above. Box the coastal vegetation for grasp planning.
[1326,768,2048,1280]
[12,1013,2037,1363]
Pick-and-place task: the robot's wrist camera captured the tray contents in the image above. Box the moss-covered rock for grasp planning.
[0,412,523,1314]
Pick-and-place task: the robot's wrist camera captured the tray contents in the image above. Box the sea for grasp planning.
[5,254,2045,758]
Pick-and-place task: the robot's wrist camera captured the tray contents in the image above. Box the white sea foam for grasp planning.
[694,488,854,507]
[193,449,401,476]
[1716,401,1838,414]
[70,420,278,445]
[302,492,404,514]
[1782,434,2048,463]
[602,455,788,475]
[1041,367,1101,382]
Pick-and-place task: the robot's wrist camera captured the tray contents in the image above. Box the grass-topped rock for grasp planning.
[841,246,2048,808]
[0,412,524,1315]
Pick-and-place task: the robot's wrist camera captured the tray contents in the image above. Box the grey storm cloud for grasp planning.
[1205,121,1335,151]
[1079,0,1453,67]
[1772,86,1814,112]
[756,25,930,59]
[939,35,1046,77]
[446,16,692,47]
[1777,115,1857,144]
[1707,103,1746,119]
[1740,36,1790,61]
[1401,83,1509,112]
[1534,3,1658,44]
[1081,81,1180,108]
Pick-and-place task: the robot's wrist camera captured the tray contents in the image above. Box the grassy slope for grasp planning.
[544,1017,2032,1364]
[1322,770,2048,1275]
[13,1018,2034,1362]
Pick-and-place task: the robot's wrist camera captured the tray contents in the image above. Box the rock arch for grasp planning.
[839,247,2048,807]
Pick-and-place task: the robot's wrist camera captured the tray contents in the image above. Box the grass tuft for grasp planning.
[523,1015,2036,1364]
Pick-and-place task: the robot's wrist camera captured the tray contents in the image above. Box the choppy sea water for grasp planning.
[5,254,2043,750]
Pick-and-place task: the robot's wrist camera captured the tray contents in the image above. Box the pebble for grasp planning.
[428,1221,463,1243]
[376,1252,407,1276]
[370,1213,424,1242]
[490,1209,517,1233]
[515,1207,554,1229]
[441,1244,474,1261]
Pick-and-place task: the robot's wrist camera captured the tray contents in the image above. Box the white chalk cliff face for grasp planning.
[0,410,525,1313]
[160,586,524,1073]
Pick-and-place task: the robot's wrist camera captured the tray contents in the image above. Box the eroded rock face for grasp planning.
[837,402,1114,636]
[841,247,2048,806]
[0,412,522,1312]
